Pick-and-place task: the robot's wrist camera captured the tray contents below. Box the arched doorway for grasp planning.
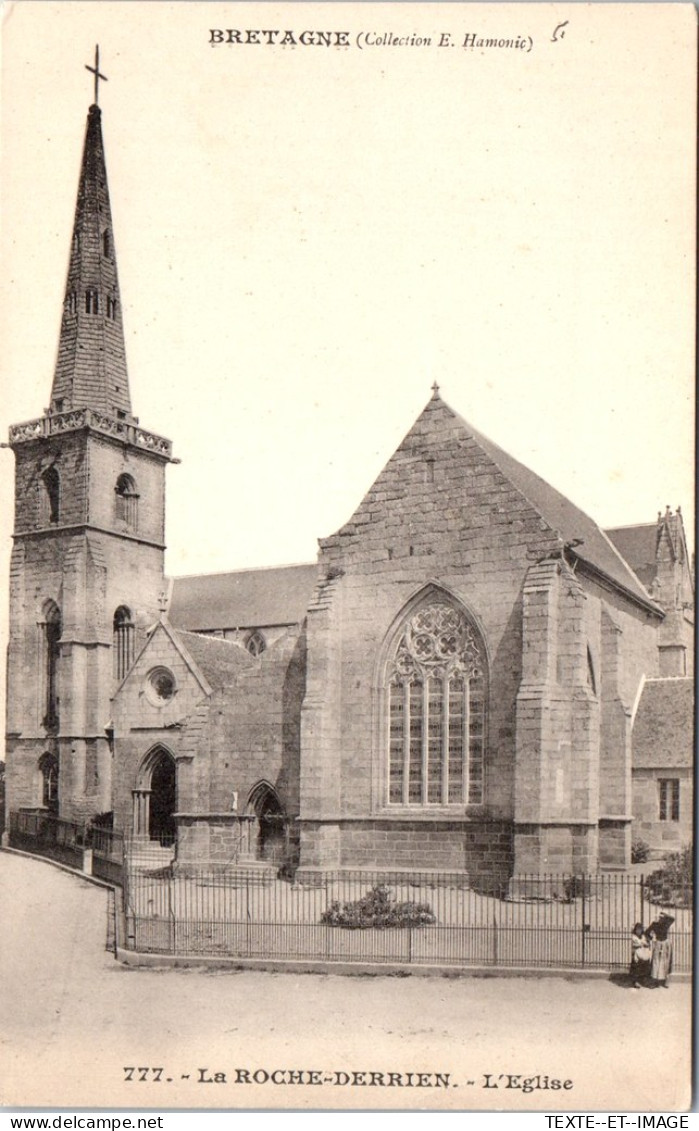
[246,782,287,863]
[133,746,177,846]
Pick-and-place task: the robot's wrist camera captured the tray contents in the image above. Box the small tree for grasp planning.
[643,844,693,909]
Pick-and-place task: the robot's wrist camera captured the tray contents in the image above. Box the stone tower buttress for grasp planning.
[5,87,174,827]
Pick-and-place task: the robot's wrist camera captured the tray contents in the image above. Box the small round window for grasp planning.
[146,667,176,706]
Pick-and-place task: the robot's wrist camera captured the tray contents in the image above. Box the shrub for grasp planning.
[643,844,693,909]
[631,839,651,864]
[321,884,437,930]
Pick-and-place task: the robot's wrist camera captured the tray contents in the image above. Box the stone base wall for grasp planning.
[513,823,599,873]
[176,815,254,864]
[4,737,110,826]
[598,819,631,870]
[298,817,513,882]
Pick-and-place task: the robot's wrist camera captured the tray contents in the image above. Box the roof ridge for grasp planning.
[170,561,316,581]
[175,628,244,646]
[604,522,658,533]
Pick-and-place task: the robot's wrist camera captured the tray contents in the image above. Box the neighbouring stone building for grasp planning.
[3,97,694,881]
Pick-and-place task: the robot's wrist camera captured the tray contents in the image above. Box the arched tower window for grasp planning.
[42,602,61,729]
[245,630,267,657]
[39,752,59,813]
[102,229,111,258]
[85,288,99,314]
[41,466,60,526]
[113,606,135,681]
[114,473,139,529]
[385,597,487,807]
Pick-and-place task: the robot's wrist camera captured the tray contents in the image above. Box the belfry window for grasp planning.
[106,297,118,320]
[42,603,61,729]
[385,599,487,807]
[85,289,99,314]
[115,473,139,529]
[41,466,60,526]
[103,230,111,258]
[113,606,135,681]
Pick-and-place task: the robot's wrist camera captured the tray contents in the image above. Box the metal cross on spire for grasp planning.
[85,45,108,105]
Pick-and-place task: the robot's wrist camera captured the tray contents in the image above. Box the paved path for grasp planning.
[0,852,691,1111]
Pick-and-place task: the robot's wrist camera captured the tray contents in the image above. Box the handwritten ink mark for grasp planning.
[551,20,569,43]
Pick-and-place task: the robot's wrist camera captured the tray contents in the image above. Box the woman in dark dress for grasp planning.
[647,912,674,987]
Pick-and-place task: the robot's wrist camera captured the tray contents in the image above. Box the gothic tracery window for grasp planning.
[386,600,486,807]
[245,630,266,657]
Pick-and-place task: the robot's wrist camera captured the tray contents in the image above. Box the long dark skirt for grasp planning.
[630,954,651,983]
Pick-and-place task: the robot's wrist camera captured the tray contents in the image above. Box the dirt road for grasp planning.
[0,851,691,1111]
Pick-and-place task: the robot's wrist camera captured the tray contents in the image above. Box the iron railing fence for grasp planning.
[8,810,125,885]
[122,862,692,972]
[9,810,85,871]
[7,813,691,972]
[90,824,126,886]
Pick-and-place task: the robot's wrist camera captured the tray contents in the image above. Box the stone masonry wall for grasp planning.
[111,625,305,862]
[111,624,212,834]
[298,396,563,872]
[88,435,166,546]
[632,768,693,852]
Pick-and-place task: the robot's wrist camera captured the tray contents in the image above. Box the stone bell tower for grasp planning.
[4,51,174,825]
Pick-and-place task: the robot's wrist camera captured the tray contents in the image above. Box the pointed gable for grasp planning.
[50,104,132,419]
[323,391,661,614]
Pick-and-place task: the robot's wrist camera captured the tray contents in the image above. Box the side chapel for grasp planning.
[4,92,694,882]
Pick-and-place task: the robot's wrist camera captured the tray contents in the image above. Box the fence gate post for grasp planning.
[640,874,645,936]
[168,872,176,954]
[581,878,587,968]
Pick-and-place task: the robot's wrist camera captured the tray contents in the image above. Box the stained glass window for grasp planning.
[386,601,486,807]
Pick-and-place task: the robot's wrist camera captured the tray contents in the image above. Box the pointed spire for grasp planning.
[50,96,132,419]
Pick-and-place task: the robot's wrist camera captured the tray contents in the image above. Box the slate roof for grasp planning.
[604,524,658,590]
[632,677,695,769]
[173,628,253,689]
[169,563,318,632]
[456,407,662,613]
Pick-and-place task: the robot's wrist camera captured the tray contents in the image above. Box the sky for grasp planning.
[0,2,695,692]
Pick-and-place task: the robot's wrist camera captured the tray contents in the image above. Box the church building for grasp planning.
[4,93,693,882]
